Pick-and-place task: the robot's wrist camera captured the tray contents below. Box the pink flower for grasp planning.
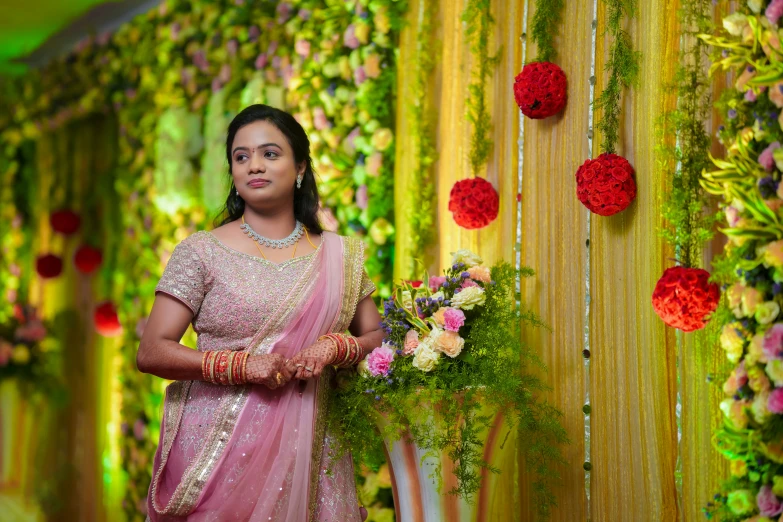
[354,66,367,85]
[768,388,783,414]
[344,25,360,49]
[725,205,740,227]
[429,276,447,291]
[723,362,749,395]
[218,64,231,84]
[760,142,781,171]
[367,152,383,177]
[313,107,330,131]
[298,9,311,21]
[443,308,466,332]
[356,185,369,209]
[403,330,419,355]
[757,485,783,516]
[15,320,46,343]
[0,341,12,367]
[768,0,783,26]
[295,39,311,58]
[367,345,395,376]
[133,419,147,441]
[745,89,758,102]
[255,54,268,70]
[226,39,238,56]
[276,3,293,24]
[461,279,479,289]
[764,323,783,360]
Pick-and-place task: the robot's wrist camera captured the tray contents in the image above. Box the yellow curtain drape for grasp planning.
[394,0,728,519]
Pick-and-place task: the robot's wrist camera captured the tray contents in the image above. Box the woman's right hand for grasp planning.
[245,353,295,389]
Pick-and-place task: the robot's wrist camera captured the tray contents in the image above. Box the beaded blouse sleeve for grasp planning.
[359,268,376,301]
[155,238,207,315]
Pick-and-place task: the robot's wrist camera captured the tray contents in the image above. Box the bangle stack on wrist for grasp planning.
[319,333,363,367]
[202,350,250,385]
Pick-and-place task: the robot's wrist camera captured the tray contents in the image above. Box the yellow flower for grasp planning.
[726,489,754,516]
[434,330,464,358]
[451,287,486,311]
[742,287,763,317]
[723,13,749,36]
[757,301,781,325]
[339,56,352,79]
[767,359,783,387]
[371,128,393,151]
[765,239,783,267]
[374,7,391,34]
[728,282,745,311]
[369,218,394,245]
[355,22,371,44]
[721,324,746,364]
[731,459,748,478]
[773,475,783,497]
[364,54,382,78]
[11,345,31,365]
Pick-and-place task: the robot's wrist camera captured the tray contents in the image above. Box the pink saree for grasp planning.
[146,231,374,521]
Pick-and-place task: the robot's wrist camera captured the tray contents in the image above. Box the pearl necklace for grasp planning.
[240,218,304,249]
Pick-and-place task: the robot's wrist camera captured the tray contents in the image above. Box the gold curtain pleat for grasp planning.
[394,0,730,520]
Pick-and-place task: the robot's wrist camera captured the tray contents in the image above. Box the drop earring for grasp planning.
[296,175,302,189]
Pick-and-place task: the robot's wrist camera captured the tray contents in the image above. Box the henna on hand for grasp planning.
[287,338,337,380]
[246,353,294,389]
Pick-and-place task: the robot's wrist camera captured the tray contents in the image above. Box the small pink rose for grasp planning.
[429,276,447,291]
[367,345,395,376]
[403,330,419,355]
[443,308,466,332]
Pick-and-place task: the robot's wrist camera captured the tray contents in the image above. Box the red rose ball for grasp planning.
[514,61,568,119]
[576,153,637,216]
[652,267,720,332]
[74,245,103,274]
[448,178,499,230]
[50,210,81,236]
[94,301,123,337]
[36,254,63,279]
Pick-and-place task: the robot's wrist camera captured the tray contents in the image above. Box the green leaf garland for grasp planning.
[531,0,565,63]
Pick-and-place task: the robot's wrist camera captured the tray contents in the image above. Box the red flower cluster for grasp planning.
[50,210,81,236]
[576,153,637,216]
[448,178,499,230]
[94,301,123,337]
[74,245,103,274]
[513,62,568,119]
[36,254,63,279]
[652,267,720,332]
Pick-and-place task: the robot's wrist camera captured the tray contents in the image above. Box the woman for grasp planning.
[137,104,383,521]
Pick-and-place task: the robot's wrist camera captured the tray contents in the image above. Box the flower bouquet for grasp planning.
[328,250,567,521]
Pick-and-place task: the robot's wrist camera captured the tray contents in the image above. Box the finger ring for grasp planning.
[305,366,313,372]
[296,363,304,368]
[275,372,283,385]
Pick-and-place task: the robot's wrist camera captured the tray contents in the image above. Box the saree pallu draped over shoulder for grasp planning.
[146,233,369,522]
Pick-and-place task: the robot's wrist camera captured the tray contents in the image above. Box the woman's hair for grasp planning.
[215,104,323,233]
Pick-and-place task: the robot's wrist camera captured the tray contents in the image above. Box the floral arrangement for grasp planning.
[576,0,641,217]
[699,0,783,518]
[0,305,64,400]
[328,250,567,519]
[447,178,499,230]
[515,0,567,120]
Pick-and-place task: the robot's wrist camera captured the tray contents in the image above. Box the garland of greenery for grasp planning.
[0,1,408,519]
[327,263,567,520]
[594,0,641,154]
[462,0,501,175]
[699,2,783,518]
[657,0,717,269]
[531,0,565,63]
[404,0,439,277]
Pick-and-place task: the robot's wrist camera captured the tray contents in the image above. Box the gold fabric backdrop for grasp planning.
[394,0,729,520]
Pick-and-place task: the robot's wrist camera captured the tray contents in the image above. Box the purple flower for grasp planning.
[193,50,209,71]
[767,0,783,26]
[757,485,783,517]
[276,3,293,24]
[298,9,311,20]
[226,39,238,56]
[759,141,781,171]
[728,109,738,119]
[759,176,779,199]
[248,26,260,42]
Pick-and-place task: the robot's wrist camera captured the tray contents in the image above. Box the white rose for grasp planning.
[430,290,445,301]
[748,0,764,14]
[450,249,483,268]
[752,391,771,424]
[412,336,440,372]
[723,13,749,36]
[450,286,486,310]
[756,301,781,325]
[357,358,372,378]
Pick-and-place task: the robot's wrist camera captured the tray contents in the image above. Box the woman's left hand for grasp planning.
[286,338,336,380]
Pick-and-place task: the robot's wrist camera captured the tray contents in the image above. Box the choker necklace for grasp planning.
[240,217,304,249]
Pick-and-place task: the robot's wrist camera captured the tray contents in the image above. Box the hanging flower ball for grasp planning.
[50,209,81,236]
[514,62,568,119]
[94,301,123,337]
[74,245,103,275]
[652,267,720,332]
[448,178,499,230]
[576,153,637,216]
[36,254,63,279]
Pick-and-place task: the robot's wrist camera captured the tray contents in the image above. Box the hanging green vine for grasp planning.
[657,0,718,268]
[531,0,565,63]
[462,0,502,175]
[595,0,642,154]
[405,0,439,277]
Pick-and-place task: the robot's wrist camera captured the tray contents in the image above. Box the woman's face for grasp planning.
[230,120,304,209]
